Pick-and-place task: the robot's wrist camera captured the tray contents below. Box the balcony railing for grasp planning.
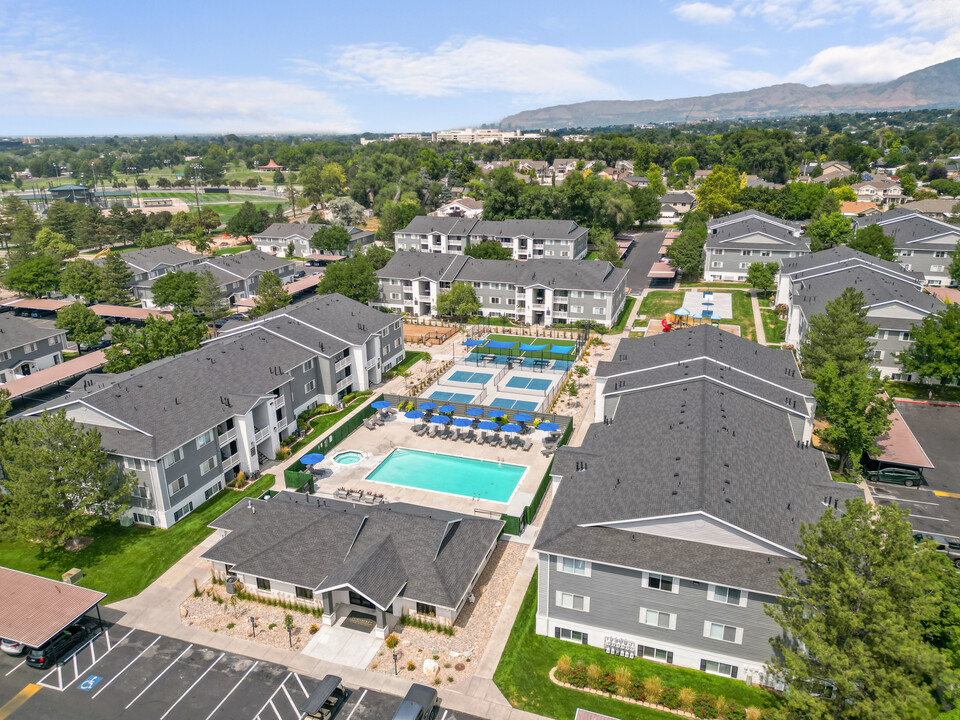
[220,452,239,468]
[336,376,353,391]
[218,427,237,445]
[335,356,351,372]
[273,394,285,409]
[129,495,154,509]
[366,356,379,370]
[253,426,270,443]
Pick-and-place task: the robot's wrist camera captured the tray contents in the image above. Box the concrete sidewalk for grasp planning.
[751,293,767,345]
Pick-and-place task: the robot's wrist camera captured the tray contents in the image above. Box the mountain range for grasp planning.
[499,58,960,130]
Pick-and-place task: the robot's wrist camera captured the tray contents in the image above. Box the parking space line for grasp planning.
[268,700,283,720]
[909,513,949,522]
[160,652,223,720]
[124,643,193,709]
[4,660,26,677]
[254,671,291,720]
[202,659,258,720]
[344,689,368,720]
[0,683,42,720]
[281,684,300,714]
[874,494,940,505]
[440,710,448,720]
[294,673,308,696]
[92,634,161,698]
[935,490,960,498]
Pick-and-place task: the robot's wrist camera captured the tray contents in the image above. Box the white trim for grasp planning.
[556,556,591,577]
[707,583,749,607]
[317,581,403,612]
[556,590,590,612]
[704,620,744,645]
[642,571,680,594]
[639,607,677,630]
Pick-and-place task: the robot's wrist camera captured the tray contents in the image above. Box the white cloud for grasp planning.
[0,51,356,133]
[672,2,736,25]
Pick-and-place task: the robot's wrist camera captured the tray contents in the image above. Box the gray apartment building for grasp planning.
[0,314,68,384]
[778,246,944,379]
[132,250,297,308]
[376,253,628,327]
[535,326,860,685]
[20,294,403,529]
[252,223,375,258]
[704,210,809,282]
[393,217,589,260]
[853,208,960,287]
[99,246,203,287]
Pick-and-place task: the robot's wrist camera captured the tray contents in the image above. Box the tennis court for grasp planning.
[505,376,553,391]
[448,370,494,384]
[429,390,477,403]
[489,398,540,411]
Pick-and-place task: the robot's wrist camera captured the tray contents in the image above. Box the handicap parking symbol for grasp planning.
[79,675,103,691]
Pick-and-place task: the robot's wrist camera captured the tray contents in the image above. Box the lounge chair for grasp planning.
[373,415,385,426]
[364,418,377,430]
[388,408,398,415]
[414,424,428,436]
[479,431,489,445]
[493,435,507,448]
[509,436,522,450]
[522,438,532,451]
[540,445,556,457]
[362,493,375,505]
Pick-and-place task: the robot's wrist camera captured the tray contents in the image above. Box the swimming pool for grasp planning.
[429,390,476,404]
[365,448,526,502]
[505,376,553,391]
[490,398,540,411]
[447,370,493,384]
[334,451,363,465]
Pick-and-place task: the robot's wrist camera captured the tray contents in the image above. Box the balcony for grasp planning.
[129,495,154,510]
[365,356,379,370]
[218,427,237,445]
[336,376,353,391]
[335,356,351,372]
[273,394,285,409]
[220,452,239,468]
[253,426,270,443]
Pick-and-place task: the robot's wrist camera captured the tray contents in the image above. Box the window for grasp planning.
[645,573,676,593]
[701,660,738,678]
[0,351,9,361]
[163,447,184,468]
[296,586,314,600]
[901,332,911,342]
[200,457,217,475]
[25,342,37,352]
[739,262,750,269]
[305,380,316,393]
[741,250,752,256]
[416,602,437,616]
[48,337,59,346]
[256,577,271,591]
[713,249,723,255]
[760,250,771,257]
[571,306,584,314]
[931,265,945,272]
[639,645,674,663]
[709,585,744,606]
[900,250,913,257]
[489,297,501,304]
[173,502,193,522]
[131,485,150,500]
[132,512,155,526]
[710,261,723,268]
[303,358,314,371]
[935,251,947,258]
[641,608,675,629]
[390,293,400,300]
[204,481,222,500]
[168,475,187,494]
[558,557,589,576]
[555,627,588,644]
[705,621,742,643]
[593,307,604,316]
[196,429,215,449]
[124,457,145,471]
[556,591,589,611]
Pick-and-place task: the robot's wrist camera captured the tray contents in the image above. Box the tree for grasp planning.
[33,227,78,261]
[849,224,895,261]
[103,312,205,373]
[799,287,876,377]
[137,229,172,249]
[97,253,133,305]
[694,165,742,217]
[170,211,197,236]
[436,281,480,318]
[224,201,268,240]
[671,156,699,185]
[746,261,779,292]
[316,255,379,304]
[4,255,60,297]
[643,163,666,197]
[0,410,137,548]
[376,199,423,243]
[898,306,960,386]
[629,186,661,227]
[194,270,228,323]
[363,244,394,271]
[59,259,102,303]
[151,270,200,310]
[156,177,172,189]
[272,169,285,184]
[591,228,622,267]
[55,303,106,350]
[806,211,853,252]
[813,361,893,473]
[464,241,513,260]
[135,176,149,190]
[328,196,365,227]
[311,225,352,254]
[320,163,347,200]
[767,498,958,720]
[243,177,258,189]
[666,210,708,277]
[249,271,291,318]
[950,248,960,283]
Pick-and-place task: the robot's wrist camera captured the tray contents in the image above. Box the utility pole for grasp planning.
[191,162,204,230]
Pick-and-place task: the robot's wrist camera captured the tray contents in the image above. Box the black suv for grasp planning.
[391,684,439,720]
[26,617,101,669]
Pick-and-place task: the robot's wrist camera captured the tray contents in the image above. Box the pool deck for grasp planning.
[307,415,556,517]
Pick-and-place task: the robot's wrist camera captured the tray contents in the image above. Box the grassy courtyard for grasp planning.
[494,573,780,720]
[760,309,787,345]
[636,290,757,341]
[0,475,274,603]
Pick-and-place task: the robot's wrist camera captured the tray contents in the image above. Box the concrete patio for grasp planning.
[302,615,383,668]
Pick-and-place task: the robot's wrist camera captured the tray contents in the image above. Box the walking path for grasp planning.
[751,292,767,346]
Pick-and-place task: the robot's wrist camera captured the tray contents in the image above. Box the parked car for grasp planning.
[391,684,439,720]
[299,675,351,720]
[914,532,960,569]
[294,270,306,279]
[1,638,26,656]
[79,337,110,352]
[214,313,247,329]
[25,617,101,669]
[865,466,924,486]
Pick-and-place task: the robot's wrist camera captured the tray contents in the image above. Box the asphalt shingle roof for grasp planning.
[398,217,586,241]
[856,209,960,249]
[779,246,922,284]
[790,266,945,318]
[0,315,64,354]
[99,246,200,273]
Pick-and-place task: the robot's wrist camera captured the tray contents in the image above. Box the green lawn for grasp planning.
[584,251,599,260]
[759,309,787,345]
[215,244,254,256]
[609,296,637,333]
[494,572,780,720]
[886,381,960,403]
[0,475,275,603]
[287,393,373,454]
[636,290,685,320]
[729,290,757,342]
[388,350,430,376]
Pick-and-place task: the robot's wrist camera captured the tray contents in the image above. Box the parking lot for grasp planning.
[0,624,481,720]
[871,402,960,541]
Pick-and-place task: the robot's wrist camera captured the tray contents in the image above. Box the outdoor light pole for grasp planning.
[249,616,257,638]
[393,653,398,675]
[287,626,293,647]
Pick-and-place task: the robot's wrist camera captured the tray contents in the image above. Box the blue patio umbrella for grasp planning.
[501,423,522,433]
[512,413,533,423]
[478,420,499,431]
[371,400,391,410]
[538,421,560,432]
[430,414,450,424]
[301,453,325,465]
[404,410,425,419]
[437,404,456,414]
[452,418,473,427]
[418,402,437,411]
[465,407,484,416]
[486,409,506,418]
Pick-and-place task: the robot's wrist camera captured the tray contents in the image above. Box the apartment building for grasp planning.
[429,198,484,219]
[393,217,589,261]
[376,253,627,327]
[850,178,906,207]
[536,326,860,685]
[430,128,541,144]
[20,294,403,529]
[98,246,203,287]
[252,223,375,258]
[704,210,809,282]
[853,208,960,286]
[778,247,944,379]
[0,314,67,384]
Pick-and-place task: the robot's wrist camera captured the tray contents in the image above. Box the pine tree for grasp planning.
[195,270,228,323]
[799,287,876,377]
[97,253,133,305]
[249,272,291,318]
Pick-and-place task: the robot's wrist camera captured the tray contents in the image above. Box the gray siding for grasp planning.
[705,248,803,281]
[0,333,66,378]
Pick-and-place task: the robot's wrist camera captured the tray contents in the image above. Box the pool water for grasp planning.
[334,451,363,465]
[366,448,526,502]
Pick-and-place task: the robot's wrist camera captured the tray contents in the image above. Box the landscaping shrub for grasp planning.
[275,446,291,461]
[400,613,454,636]
[556,655,572,682]
[407,661,416,671]
[693,691,718,718]
[614,666,632,697]
[660,686,680,710]
[385,634,399,649]
[678,687,696,713]
[643,676,662,704]
[586,663,602,687]
[715,695,731,719]
[309,624,319,634]
[226,622,235,629]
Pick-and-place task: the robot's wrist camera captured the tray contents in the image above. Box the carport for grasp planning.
[867,403,935,473]
[0,567,105,649]
[648,261,677,287]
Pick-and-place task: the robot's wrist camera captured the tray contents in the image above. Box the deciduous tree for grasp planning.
[224,201,268,240]
[311,225,352,255]
[898,306,960,385]
[806,211,853,251]
[3,255,60,297]
[55,302,106,350]
[436,281,480,318]
[316,256,379,304]
[694,165,742,217]
[151,270,200,310]
[59,259,102,304]
[104,312,204,372]
[328,196,365,227]
[849,224,895,261]
[746,261,779,293]
[464,241,512,260]
[363,244,394,271]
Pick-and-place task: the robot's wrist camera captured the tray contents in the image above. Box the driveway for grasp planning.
[621,230,668,293]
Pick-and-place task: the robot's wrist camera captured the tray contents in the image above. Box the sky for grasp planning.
[1,0,959,136]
